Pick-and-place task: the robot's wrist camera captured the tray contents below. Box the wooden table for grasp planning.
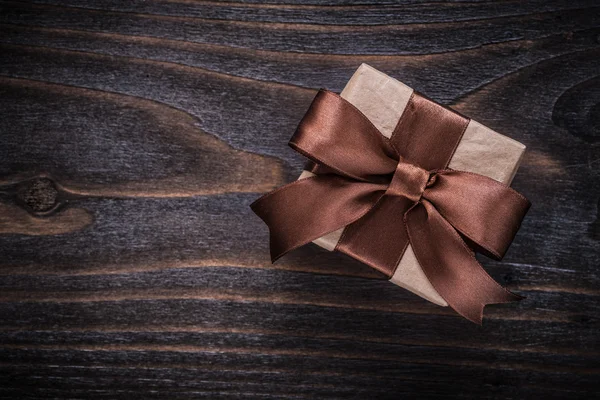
[1,1,599,398]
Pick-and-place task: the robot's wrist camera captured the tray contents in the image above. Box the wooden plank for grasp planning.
[4,0,599,26]
[1,297,598,352]
[0,267,598,322]
[1,1,599,55]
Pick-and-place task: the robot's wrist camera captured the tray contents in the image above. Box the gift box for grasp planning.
[299,64,526,308]
[252,64,530,323]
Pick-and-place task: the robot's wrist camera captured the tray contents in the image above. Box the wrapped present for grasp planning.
[251,64,530,323]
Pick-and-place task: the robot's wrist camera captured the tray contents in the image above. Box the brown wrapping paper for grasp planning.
[298,64,526,306]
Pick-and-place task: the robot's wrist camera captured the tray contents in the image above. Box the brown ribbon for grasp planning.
[251,90,530,324]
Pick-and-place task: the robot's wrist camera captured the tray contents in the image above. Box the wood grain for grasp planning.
[0,0,598,398]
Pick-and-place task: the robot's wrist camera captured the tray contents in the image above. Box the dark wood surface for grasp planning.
[0,1,599,398]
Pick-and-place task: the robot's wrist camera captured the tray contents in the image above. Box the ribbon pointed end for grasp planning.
[269,245,285,264]
[511,292,526,301]
[458,305,485,326]
[269,234,295,264]
[459,289,525,325]
[497,287,526,303]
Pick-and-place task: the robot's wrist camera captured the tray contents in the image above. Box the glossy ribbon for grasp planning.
[251,90,530,324]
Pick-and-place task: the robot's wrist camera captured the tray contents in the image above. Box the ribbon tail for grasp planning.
[251,174,387,262]
[405,200,523,324]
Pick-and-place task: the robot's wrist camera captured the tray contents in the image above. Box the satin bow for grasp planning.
[251,90,530,323]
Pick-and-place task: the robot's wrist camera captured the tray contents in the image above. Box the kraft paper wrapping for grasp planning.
[298,64,526,307]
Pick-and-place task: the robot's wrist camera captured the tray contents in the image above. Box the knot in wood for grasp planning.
[17,178,59,213]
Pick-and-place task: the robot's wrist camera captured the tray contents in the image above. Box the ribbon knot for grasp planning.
[386,161,430,203]
[251,89,530,324]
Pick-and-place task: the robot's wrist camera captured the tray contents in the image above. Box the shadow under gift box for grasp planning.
[298,64,526,307]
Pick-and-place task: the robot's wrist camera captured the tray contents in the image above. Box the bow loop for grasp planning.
[251,174,388,262]
[422,170,531,260]
[290,90,398,182]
